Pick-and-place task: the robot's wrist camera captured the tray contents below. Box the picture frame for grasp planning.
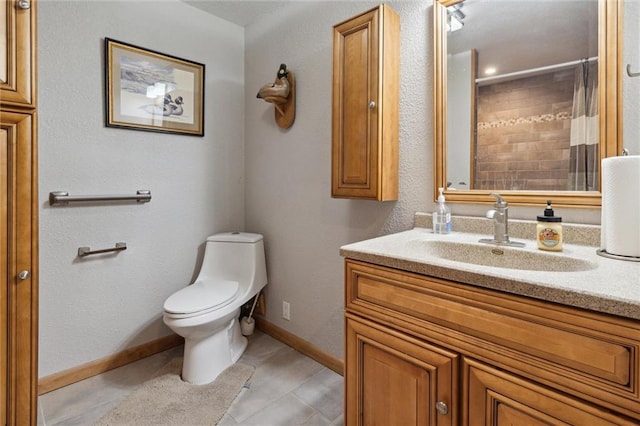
[104,38,205,136]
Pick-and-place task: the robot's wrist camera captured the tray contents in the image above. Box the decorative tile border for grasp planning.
[478,111,571,130]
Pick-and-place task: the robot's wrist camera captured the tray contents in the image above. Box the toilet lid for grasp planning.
[163,280,239,315]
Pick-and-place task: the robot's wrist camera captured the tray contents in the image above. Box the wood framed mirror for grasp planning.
[434,0,622,207]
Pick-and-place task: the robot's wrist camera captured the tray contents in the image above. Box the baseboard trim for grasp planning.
[255,317,344,376]
[38,319,343,394]
[38,334,184,395]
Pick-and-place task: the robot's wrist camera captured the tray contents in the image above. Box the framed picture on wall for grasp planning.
[104,38,205,136]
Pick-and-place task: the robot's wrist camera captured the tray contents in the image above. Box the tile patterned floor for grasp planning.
[38,330,344,425]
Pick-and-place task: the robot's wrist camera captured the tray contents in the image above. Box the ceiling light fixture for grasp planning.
[447,4,465,32]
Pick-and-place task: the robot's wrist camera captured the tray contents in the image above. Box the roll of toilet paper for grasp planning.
[601,155,640,258]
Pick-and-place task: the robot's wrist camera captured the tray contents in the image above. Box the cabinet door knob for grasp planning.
[435,401,449,415]
[368,101,376,109]
[17,0,31,9]
[18,270,30,280]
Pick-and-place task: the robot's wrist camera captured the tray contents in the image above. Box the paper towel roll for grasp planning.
[601,155,640,258]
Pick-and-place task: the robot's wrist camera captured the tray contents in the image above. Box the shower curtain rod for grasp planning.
[476,56,598,85]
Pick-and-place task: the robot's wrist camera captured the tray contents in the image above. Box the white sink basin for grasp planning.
[414,240,597,272]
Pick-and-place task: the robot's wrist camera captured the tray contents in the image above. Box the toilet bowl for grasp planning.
[163,232,268,384]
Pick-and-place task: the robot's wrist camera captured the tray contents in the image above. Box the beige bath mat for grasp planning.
[95,358,253,425]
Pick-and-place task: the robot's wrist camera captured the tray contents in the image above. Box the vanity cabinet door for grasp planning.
[464,358,637,426]
[331,5,399,201]
[346,314,458,426]
[0,0,36,108]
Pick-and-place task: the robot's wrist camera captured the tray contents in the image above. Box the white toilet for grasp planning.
[163,232,268,384]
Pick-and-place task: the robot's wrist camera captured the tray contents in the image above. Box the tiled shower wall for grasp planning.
[475,70,574,191]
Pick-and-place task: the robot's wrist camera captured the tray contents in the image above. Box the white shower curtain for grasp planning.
[568,60,599,191]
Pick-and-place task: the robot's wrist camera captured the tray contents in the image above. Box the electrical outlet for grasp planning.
[282,301,290,321]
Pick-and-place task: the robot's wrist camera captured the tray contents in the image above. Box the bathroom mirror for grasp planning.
[434,0,622,207]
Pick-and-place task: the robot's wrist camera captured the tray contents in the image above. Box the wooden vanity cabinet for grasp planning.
[346,314,458,425]
[464,359,634,425]
[344,259,640,425]
[331,5,399,201]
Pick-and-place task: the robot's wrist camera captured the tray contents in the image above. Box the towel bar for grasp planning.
[78,242,127,258]
[49,190,151,206]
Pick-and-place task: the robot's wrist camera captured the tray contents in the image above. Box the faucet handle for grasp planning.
[490,193,507,207]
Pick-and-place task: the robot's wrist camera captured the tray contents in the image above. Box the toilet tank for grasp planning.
[197,232,268,292]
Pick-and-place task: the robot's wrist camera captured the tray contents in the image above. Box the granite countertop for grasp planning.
[340,216,640,320]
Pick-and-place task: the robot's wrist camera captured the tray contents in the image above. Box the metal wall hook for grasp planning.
[627,64,640,78]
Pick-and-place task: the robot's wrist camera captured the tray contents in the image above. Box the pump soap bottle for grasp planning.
[433,187,451,234]
[537,200,563,251]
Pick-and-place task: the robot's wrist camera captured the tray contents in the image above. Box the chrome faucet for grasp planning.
[478,193,525,247]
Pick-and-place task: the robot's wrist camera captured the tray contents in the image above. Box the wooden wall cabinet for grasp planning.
[344,259,640,425]
[1,1,38,425]
[331,5,399,201]
[1,0,36,108]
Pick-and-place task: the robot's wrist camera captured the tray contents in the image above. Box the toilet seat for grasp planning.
[164,280,239,318]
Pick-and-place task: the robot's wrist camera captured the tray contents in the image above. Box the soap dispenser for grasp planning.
[537,200,562,251]
[433,187,451,234]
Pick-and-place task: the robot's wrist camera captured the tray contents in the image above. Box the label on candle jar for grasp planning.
[539,228,559,246]
[538,227,561,249]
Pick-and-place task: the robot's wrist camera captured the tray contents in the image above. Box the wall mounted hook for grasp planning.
[257,64,296,129]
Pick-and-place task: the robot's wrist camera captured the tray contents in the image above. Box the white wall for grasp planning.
[242,0,603,362]
[39,0,631,377]
[38,0,244,377]
[244,1,430,359]
[447,50,474,190]
[624,0,640,155]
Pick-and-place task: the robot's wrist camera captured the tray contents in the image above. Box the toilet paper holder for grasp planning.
[596,249,640,262]
[78,242,127,258]
[599,153,640,261]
